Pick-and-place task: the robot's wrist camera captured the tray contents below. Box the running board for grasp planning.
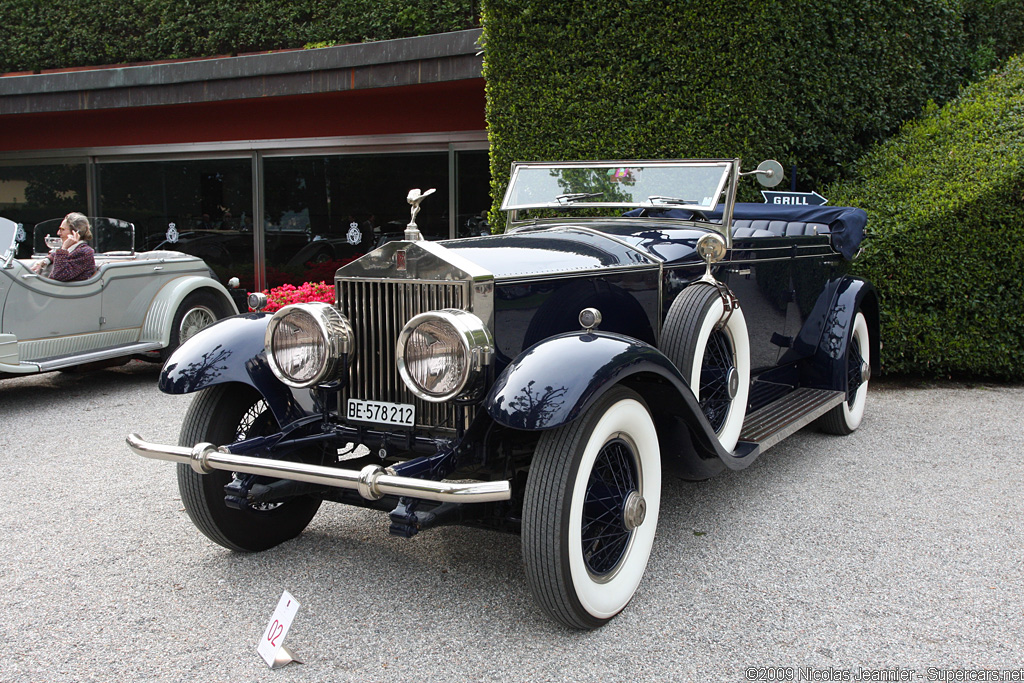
[36,342,163,371]
[738,387,845,453]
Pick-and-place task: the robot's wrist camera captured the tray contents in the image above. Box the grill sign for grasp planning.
[761,190,828,206]
[396,250,407,271]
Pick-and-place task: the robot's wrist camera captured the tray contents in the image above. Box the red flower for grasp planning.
[258,280,335,313]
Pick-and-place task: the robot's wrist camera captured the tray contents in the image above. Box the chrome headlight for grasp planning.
[397,309,493,402]
[265,303,353,388]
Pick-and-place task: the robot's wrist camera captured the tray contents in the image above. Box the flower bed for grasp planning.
[259,281,334,313]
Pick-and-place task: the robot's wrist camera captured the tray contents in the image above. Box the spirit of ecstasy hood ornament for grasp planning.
[405,188,436,241]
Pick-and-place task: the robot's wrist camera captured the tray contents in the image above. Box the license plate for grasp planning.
[346,399,416,427]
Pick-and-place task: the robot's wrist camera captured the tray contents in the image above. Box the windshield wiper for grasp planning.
[645,195,699,206]
[555,192,604,204]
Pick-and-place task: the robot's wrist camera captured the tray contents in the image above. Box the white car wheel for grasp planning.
[178,303,217,343]
[819,311,870,435]
[523,386,661,629]
[163,290,230,359]
[661,284,750,452]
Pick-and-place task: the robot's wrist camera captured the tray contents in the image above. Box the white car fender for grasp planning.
[0,332,38,373]
[140,275,238,347]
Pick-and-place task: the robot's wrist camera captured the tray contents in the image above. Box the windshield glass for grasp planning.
[1,217,17,263]
[33,217,135,254]
[501,160,732,212]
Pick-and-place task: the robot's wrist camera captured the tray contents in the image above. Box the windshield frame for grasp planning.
[500,159,734,212]
[501,158,744,248]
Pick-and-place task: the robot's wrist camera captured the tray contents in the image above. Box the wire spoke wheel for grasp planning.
[176,384,321,551]
[661,284,749,452]
[698,328,736,432]
[846,333,865,407]
[523,386,661,629]
[179,305,217,343]
[582,437,638,577]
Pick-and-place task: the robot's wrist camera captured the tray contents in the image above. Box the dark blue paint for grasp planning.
[486,331,687,430]
[158,312,314,426]
[792,276,878,392]
[486,330,764,470]
[444,229,656,277]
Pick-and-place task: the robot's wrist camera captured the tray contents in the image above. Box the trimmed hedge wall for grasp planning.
[0,0,480,73]
[482,0,1022,223]
[828,55,1024,380]
[964,0,1024,74]
[483,0,968,218]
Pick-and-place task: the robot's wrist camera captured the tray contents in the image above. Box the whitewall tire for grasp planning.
[661,284,750,452]
[819,311,870,435]
[522,386,661,629]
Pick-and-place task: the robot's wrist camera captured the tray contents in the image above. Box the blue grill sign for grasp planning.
[761,190,828,206]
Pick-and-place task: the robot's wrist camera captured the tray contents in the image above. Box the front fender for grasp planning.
[158,312,314,426]
[486,331,692,430]
[140,275,238,347]
[486,330,763,471]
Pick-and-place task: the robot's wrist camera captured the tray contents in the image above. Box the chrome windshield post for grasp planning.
[720,159,742,250]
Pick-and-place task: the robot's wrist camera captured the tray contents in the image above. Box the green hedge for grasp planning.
[0,0,480,73]
[827,55,1024,379]
[964,0,1024,74]
[482,0,1020,223]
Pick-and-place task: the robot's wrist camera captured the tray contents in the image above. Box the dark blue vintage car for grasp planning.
[128,159,877,629]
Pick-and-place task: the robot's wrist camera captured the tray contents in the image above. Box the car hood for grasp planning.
[440,223,707,279]
[337,222,707,284]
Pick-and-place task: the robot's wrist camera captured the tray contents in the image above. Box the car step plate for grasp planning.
[739,387,845,453]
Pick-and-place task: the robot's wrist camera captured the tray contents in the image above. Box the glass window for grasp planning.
[502,160,731,212]
[456,150,491,238]
[97,159,253,286]
[0,163,88,259]
[263,152,450,288]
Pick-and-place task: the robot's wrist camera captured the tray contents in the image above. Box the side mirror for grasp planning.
[754,160,784,188]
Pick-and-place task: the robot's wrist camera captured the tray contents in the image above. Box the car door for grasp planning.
[1,267,103,361]
[720,234,794,373]
[98,260,176,336]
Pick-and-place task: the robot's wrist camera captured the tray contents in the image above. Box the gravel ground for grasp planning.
[1,363,1021,682]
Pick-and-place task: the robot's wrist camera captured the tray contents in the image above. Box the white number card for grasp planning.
[257,591,301,668]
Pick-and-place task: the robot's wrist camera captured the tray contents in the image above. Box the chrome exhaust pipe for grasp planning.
[126,433,511,504]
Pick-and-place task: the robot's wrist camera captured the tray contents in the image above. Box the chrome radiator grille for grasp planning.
[336,277,471,430]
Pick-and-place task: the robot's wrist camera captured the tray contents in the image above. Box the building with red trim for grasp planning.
[0,29,487,289]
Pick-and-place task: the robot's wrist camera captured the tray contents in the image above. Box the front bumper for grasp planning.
[126,433,511,504]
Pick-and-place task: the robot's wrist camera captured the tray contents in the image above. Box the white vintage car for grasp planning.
[0,216,237,377]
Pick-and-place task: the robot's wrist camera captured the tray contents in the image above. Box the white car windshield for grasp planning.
[1,217,18,264]
[501,160,732,212]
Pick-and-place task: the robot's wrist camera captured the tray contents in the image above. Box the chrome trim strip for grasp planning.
[495,264,662,287]
[126,433,511,504]
[36,341,162,370]
[0,131,489,163]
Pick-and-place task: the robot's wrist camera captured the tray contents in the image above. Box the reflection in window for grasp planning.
[263,153,451,288]
[0,163,87,259]
[456,150,491,238]
[97,159,253,286]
